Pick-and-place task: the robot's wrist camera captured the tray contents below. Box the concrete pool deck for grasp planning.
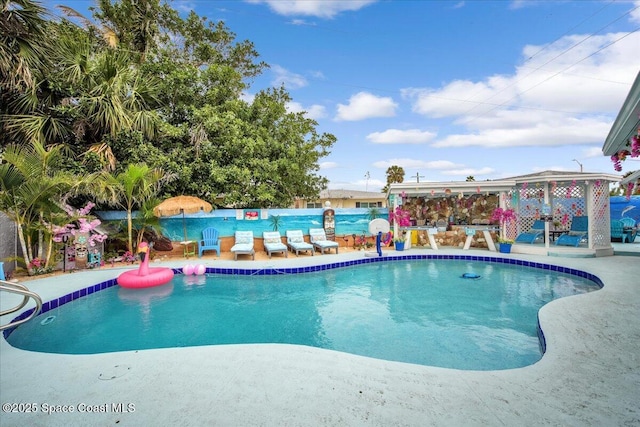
[1,248,639,426]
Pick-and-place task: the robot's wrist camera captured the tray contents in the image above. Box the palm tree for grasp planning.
[0,140,78,273]
[3,10,161,169]
[0,0,54,148]
[386,165,405,184]
[0,0,49,91]
[466,176,475,182]
[90,163,169,252]
[382,165,405,193]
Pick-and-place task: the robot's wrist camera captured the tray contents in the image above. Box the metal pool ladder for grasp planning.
[0,279,43,331]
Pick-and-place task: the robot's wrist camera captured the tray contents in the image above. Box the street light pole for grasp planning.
[573,159,583,172]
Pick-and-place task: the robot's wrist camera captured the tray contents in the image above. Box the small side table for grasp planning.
[180,241,196,258]
[549,230,565,242]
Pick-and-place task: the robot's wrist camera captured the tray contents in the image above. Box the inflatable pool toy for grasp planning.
[182,264,206,275]
[381,231,393,246]
[117,243,174,288]
[461,273,481,279]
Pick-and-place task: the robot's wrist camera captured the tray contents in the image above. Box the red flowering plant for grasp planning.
[28,258,53,276]
[491,207,517,244]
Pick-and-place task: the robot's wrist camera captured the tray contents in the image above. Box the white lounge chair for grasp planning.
[285,230,314,257]
[263,231,287,258]
[309,228,339,255]
[231,231,255,260]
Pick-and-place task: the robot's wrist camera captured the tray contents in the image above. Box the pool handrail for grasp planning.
[0,280,42,331]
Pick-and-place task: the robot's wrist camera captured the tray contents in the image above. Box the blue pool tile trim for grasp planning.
[4,255,603,349]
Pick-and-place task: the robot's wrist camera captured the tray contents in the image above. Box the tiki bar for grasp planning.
[387,170,621,257]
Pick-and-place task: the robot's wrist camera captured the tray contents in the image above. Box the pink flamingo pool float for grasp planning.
[117,242,174,289]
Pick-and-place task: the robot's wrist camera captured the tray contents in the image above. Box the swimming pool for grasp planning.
[4,256,602,370]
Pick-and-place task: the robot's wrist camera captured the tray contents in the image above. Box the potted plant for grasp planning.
[497,237,515,253]
[394,236,406,251]
[491,207,516,253]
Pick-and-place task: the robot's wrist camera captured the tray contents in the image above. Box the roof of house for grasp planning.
[603,70,640,157]
[498,170,620,183]
[386,170,621,198]
[318,189,385,200]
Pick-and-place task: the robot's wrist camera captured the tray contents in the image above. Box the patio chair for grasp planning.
[555,216,588,247]
[285,230,314,257]
[610,220,628,243]
[198,227,221,258]
[263,231,287,258]
[515,220,545,244]
[309,228,339,255]
[620,217,637,242]
[231,231,255,260]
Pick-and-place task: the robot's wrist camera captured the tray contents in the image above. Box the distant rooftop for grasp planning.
[319,189,384,200]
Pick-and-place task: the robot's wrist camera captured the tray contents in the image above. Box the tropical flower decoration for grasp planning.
[491,207,516,243]
[389,206,411,227]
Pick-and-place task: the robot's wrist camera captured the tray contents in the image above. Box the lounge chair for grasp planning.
[515,220,545,244]
[309,228,339,255]
[262,231,287,258]
[555,216,588,247]
[620,217,637,242]
[198,227,221,258]
[610,220,628,243]
[231,231,255,260]
[285,230,314,256]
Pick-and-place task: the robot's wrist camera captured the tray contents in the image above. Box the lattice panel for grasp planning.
[590,182,610,247]
[551,183,585,229]
[517,185,545,232]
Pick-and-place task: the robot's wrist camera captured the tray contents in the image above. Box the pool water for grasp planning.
[6,260,600,370]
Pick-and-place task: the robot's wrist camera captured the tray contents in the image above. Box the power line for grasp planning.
[458,3,640,123]
[460,26,640,125]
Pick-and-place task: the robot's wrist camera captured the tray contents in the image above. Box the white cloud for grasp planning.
[441,167,495,176]
[247,0,377,19]
[367,129,437,144]
[403,31,640,149]
[309,70,326,80]
[271,65,308,90]
[286,101,327,120]
[239,91,255,104]
[432,114,610,148]
[335,92,398,121]
[319,161,338,169]
[583,146,607,158]
[372,159,463,170]
[631,0,640,24]
[290,19,315,26]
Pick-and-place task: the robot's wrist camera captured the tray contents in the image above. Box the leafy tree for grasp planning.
[4,0,335,212]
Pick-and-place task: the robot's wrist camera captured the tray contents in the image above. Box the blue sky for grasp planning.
[47,0,640,191]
